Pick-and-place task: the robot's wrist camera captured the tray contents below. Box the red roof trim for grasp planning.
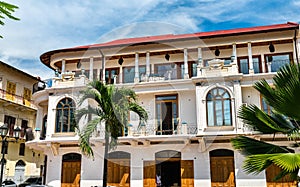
[40,22,299,67]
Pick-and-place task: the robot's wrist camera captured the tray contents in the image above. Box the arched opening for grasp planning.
[14,160,26,184]
[55,98,76,133]
[206,87,232,127]
[61,153,81,187]
[107,151,130,187]
[209,149,235,187]
[156,150,181,187]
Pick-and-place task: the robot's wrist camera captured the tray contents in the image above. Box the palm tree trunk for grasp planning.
[102,131,109,187]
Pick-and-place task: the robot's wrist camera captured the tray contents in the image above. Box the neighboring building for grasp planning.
[0,61,45,184]
[27,22,300,187]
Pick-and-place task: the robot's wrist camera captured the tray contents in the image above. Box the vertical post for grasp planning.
[197,47,202,77]
[146,52,150,77]
[0,139,6,185]
[248,42,254,74]
[184,48,189,79]
[61,59,66,74]
[134,53,139,83]
[89,57,94,80]
[102,56,106,84]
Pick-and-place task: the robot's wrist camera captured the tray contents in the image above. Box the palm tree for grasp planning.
[231,63,300,182]
[76,80,148,187]
[0,1,19,38]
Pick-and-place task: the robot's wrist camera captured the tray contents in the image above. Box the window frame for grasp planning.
[264,52,293,73]
[55,98,76,133]
[206,87,232,127]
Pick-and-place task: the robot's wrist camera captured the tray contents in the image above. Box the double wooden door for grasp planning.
[107,159,130,187]
[143,160,194,187]
[266,164,297,187]
[61,161,81,187]
[210,156,235,187]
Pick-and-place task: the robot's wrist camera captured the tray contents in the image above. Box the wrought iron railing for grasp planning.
[0,89,35,109]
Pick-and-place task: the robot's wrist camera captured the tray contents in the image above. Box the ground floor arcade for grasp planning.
[39,141,297,187]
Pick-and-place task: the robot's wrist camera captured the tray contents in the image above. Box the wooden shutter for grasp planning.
[6,81,16,100]
[61,161,81,187]
[107,159,130,187]
[266,164,297,187]
[210,156,235,187]
[181,160,194,187]
[143,161,156,187]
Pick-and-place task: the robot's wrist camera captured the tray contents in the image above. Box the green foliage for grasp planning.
[0,1,19,38]
[231,63,300,181]
[76,81,148,158]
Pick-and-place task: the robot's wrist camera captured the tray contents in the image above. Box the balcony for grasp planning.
[0,89,36,109]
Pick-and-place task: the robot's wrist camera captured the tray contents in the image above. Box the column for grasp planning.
[89,57,94,80]
[134,52,139,83]
[131,151,144,187]
[261,54,266,73]
[184,48,189,79]
[119,66,123,83]
[231,43,239,73]
[248,42,254,74]
[146,52,150,77]
[35,106,44,140]
[197,47,202,77]
[102,56,106,83]
[297,38,300,63]
[233,80,242,132]
[61,59,66,73]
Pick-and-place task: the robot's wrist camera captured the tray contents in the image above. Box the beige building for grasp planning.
[0,61,45,184]
[28,22,300,187]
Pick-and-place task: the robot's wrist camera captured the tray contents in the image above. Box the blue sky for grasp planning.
[0,0,299,79]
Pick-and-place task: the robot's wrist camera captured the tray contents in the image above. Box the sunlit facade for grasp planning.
[28,22,300,187]
[0,61,45,184]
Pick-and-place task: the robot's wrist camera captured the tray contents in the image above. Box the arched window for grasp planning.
[206,87,232,127]
[55,98,76,133]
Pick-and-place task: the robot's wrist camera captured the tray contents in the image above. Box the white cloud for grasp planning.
[0,0,299,80]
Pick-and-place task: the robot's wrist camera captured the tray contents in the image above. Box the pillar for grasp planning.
[184,48,189,79]
[134,53,139,83]
[146,52,150,77]
[62,59,66,73]
[89,57,94,80]
[248,42,254,74]
[197,47,202,77]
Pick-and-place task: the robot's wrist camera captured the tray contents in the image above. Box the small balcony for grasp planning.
[0,89,36,109]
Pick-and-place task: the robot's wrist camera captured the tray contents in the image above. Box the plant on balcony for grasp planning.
[76,80,148,187]
[231,63,300,182]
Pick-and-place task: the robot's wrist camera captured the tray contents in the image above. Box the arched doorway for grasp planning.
[209,149,235,187]
[107,151,130,187]
[14,160,26,184]
[143,150,194,187]
[61,153,81,187]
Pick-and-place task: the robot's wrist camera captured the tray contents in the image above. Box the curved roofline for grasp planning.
[40,22,299,69]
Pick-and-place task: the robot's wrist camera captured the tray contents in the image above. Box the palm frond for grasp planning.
[231,136,290,156]
[238,104,291,134]
[78,117,102,158]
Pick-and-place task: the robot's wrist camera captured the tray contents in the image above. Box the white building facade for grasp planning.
[28,22,300,187]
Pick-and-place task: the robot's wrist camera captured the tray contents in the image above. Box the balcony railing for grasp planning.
[0,89,36,109]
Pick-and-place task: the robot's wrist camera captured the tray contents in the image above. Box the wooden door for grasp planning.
[61,161,81,187]
[181,160,194,187]
[107,159,130,187]
[143,161,156,187]
[210,156,235,187]
[266,164,297,187]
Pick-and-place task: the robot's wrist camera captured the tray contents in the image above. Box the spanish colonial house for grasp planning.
[27,22,300,187]
[0,61,45,184]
